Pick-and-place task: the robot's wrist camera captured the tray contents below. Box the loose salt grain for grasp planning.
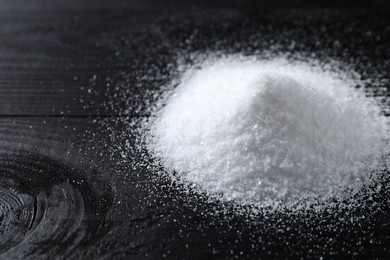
[145,55,389,211]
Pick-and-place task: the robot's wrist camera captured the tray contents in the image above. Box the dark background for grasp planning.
[0,0,389,259]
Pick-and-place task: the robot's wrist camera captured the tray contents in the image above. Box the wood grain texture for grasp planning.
[0,1,390,258]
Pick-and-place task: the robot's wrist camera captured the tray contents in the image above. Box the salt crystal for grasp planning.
[145,55,389,211]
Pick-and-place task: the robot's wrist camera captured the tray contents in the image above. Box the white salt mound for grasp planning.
[148,57,388,210]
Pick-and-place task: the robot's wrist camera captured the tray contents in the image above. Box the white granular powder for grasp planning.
[146,56,389,211]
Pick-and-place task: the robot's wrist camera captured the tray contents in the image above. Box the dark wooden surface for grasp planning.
[0,1,390,259]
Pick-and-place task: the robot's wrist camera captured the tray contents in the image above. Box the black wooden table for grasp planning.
[0,0,389,259]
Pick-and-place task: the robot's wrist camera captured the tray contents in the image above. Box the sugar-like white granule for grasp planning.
[145,55,389,211]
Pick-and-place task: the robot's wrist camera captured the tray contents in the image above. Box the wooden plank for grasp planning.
[0,8,388,117]
[0,2,389,258]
